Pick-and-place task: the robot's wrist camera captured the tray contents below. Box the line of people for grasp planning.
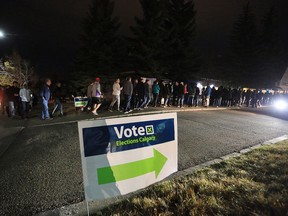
[0,79,64,120]
[0,81,32,119]
[83,77,201,115]
[203,86,278,108]
[83,77,287,116]
[2,77,285,120]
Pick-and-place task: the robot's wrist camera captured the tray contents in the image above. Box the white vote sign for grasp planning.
[78,113,178,201]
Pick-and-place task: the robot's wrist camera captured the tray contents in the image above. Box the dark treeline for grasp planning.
[226,2,286,88]
[76,0,199,82]
[75,0,287,89]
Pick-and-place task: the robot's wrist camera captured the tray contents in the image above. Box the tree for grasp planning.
[228,2,259,87]
[129,0,168,78]
[129,0,200,79]
[258,6,284,87]
[0,51,34,86]
[78,0,123,76]
[164,0,200,80]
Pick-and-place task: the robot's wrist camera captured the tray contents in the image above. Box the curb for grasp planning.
[38,135,288,216]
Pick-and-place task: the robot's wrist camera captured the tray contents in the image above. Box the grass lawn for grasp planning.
[96,140,288,216]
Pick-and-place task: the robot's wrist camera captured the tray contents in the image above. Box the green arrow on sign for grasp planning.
[97,149,168,185]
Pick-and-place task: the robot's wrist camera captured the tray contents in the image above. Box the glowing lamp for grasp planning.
[274,100,288,110]
[0,30,4,38]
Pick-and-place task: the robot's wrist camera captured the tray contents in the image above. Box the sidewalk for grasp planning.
[0,104,235,128]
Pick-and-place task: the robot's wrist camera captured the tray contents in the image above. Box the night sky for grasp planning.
[0,0,287,76]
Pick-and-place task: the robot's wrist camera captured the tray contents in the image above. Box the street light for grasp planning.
[0,30,5,38]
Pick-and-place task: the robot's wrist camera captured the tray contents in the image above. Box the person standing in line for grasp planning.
[187,84,195,107]
[0,86,6,115]
[215,86,223,107]
[2,86,9,115]
[152,80,160,107]
[167,81,173,107]
[184,83,189,105]
[122,76,133,114]
[19,83,31,119]
[91,77,102,116]
[83,81,94,111]
[136,78,146,110]
[172,82,179,106]
[144,80,152,108]
[158,80,165,106]
[161,82,169,107]
[39,78,52,120]
[109,78,122,112]
[194,85,200,107]
[204,85,212,107]
[178,82,185,108]
[6,81,20,118]
[52,82,64,117]
[132,79,138,110]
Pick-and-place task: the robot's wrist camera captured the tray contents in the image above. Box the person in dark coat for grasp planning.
[172,82,179,106]
[251,90,257,108]
[52,82,63,117]
[6,81,20,118]
[177,82,185,108]
[132,79,138,110]
[122,77,133,114]
[194,86,200,107]
[159,81,168,107]
[39,78,52,120]
[143,80,151,108]
[163,83,170,107]
[136,78,146,110]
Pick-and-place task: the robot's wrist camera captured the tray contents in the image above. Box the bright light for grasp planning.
[210,84,214,88]
[0,30,4,38]
[274,100,288,110]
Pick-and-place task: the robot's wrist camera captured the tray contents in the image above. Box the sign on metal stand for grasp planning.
[78,113,178,211]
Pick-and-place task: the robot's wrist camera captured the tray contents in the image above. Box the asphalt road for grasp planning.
[1,108,288,215]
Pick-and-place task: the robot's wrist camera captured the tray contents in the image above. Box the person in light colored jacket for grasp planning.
[19,83,31,119]
[152,80,160,107]
[109,78,122,112]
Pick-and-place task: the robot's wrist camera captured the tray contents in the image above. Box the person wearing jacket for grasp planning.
[172,82,179,106]
[144,79,152,108]
[136,78,146,110]
[6,81,20,118]
[109,78,122,112]
[152,80,160,107]
[52,82,63,117]
[39,78,52,120]
[19,83,31,119]
[178,82,185,108]
[204,85,212,107]
[90,77,102,115]
[83,82,94,112]
[122,77,133,114]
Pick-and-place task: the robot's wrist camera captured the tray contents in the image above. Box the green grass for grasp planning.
[96,141,288,216]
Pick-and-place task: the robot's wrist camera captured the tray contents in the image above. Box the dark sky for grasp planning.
[0,0,287,76]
